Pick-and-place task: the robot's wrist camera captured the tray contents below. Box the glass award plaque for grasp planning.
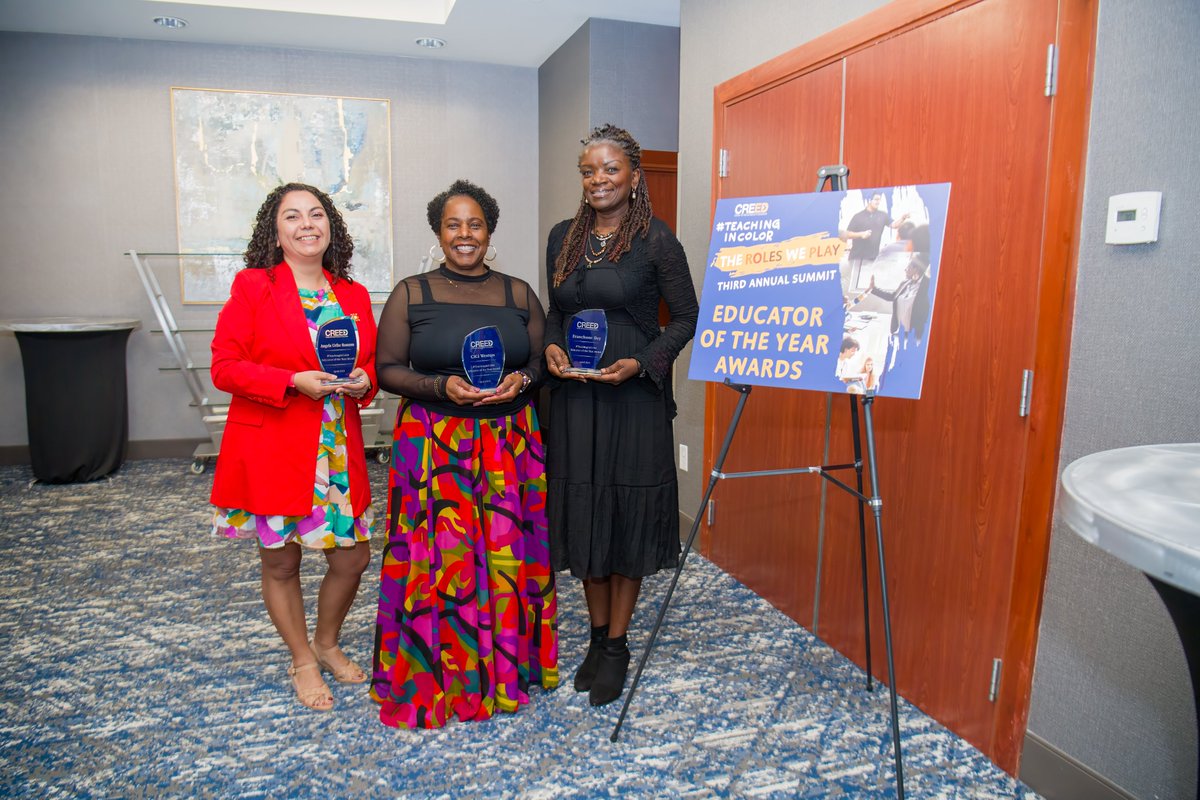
[562,308,607,376]
[462,325,505,393]
[316,317,359,385]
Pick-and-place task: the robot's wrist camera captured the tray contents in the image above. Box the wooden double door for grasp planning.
[701,0,1093,771]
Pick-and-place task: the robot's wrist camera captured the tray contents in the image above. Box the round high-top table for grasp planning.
[1060,443,1200,799]
[0,317,141,483]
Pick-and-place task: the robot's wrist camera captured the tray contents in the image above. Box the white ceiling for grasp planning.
[0,0,680,68]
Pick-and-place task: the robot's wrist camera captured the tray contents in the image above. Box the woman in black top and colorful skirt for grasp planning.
[372,179,558,728]
[544,125,698,706]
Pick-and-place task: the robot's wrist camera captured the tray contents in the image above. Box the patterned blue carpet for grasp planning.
[0,459,1039,799]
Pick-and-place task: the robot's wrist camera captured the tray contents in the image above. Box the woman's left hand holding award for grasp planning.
[316,317,360,385]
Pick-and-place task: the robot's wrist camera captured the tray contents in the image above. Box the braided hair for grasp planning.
[552,124,654,287]
[243,182,355,283]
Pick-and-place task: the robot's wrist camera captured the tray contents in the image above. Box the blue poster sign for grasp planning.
[687,184,951,400]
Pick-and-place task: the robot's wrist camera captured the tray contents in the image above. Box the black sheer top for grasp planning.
[376,266,546,419]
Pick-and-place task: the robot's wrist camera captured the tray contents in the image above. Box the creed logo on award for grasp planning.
[461,325,505,394]
[316,317,359,385]
[562,308,608,376]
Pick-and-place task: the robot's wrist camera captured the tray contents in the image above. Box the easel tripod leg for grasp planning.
[861,395,905,798]
[849,395,874,691]
[610,382,754,742]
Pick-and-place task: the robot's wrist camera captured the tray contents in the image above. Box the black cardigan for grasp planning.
[544,217,699,388]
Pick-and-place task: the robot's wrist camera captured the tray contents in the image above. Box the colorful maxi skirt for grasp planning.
[371,399,558,729]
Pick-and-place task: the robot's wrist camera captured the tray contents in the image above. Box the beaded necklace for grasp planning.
[584,230,616,268]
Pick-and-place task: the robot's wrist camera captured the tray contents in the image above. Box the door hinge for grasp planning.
[988,658,1003,702]
[1044,44,1058,97]
[1019,369,1034,418]
[706,498,716,526]
[718,148,729,178]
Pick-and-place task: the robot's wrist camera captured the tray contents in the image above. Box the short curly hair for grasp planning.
[243,182,354,282]
[426,179,500,236]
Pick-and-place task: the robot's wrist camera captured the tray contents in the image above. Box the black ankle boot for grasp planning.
[589,633,630,706]
[573,624,609,692]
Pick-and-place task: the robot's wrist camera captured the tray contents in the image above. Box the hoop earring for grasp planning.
[485,244,498,263]
[429,244,446,264]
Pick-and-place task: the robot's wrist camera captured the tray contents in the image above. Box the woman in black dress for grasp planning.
[544,124,698,706]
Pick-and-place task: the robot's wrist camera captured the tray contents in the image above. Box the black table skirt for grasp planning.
[15,329,133,483]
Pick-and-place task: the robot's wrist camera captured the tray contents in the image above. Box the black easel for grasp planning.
[610,165,907,800]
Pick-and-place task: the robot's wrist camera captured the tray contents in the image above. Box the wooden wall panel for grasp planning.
[641,149,677,326]
[815,0,1058,753]
[703,64,842,625]
[991,0,1097,770]
[704,0,1094,772]
[641,149,678,234]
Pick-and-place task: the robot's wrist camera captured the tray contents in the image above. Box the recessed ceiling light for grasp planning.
[146,0,456,25]
[153,16,189,29]
[415,37,446,49]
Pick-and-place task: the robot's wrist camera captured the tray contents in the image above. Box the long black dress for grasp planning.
[544,217,699,580]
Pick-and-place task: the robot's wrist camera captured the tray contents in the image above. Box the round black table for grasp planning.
[1,317,141,483]
[1060,443,1200,799]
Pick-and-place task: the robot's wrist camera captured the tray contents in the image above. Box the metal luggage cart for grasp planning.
[128,250,394,473]
[129,250,227,473]
[366,392,399,463]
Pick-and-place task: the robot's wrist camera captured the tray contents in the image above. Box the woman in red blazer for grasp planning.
[210,183,378,712]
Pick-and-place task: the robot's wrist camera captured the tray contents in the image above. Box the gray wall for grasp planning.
[538,22,592,291]
[537,19,680,296]
[587,19,679,154]
[0,32,538,448]
[1025,1,1200,798]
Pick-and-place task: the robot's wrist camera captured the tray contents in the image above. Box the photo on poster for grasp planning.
[838,186,931,293]
[688,183,951,400]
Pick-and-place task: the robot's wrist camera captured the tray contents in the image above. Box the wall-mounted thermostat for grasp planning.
[1105,191,1162,245]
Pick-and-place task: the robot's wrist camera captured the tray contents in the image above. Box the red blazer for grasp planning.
[209,264,378,517]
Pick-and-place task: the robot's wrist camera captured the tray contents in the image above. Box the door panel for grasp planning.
[826,0,1057,749]
[706,63,842,623]
[641,149,678,234]
[642,150,679,326]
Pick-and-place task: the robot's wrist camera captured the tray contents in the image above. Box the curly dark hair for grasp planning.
[243,182,355,282]
[552,123,653,287]
[426,179,500,236]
